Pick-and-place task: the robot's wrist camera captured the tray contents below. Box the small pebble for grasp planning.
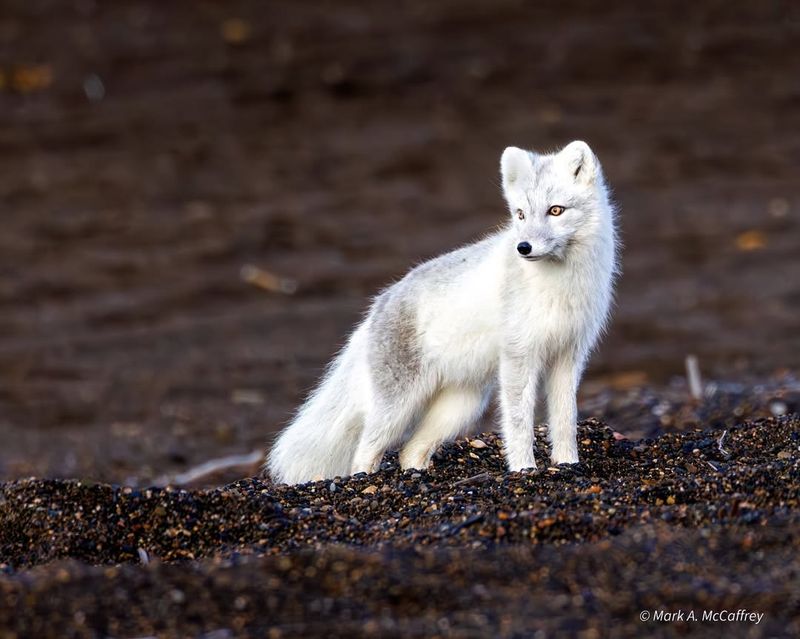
[770,401,788,417]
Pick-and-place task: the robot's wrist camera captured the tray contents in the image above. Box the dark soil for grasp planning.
[2,0,800,637]
[2,416,799,637]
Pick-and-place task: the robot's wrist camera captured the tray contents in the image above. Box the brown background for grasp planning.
[1,0,798,482]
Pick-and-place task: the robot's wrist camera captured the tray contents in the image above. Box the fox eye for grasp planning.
[547,205,565,216]
[516,209,525,220]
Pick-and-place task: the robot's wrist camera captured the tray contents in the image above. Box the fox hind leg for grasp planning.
[350,436,383,475]
[351,398,420,475]
[399,386,491,471]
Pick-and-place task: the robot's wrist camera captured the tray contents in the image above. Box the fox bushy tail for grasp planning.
[266,325,368,484]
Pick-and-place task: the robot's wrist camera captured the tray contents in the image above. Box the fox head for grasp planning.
[500,140,611,262]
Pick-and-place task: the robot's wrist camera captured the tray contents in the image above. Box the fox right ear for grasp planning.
[500,147,532,190]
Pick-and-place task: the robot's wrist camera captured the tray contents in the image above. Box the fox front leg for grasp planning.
[545,349,584,465]
[498,352,539,471]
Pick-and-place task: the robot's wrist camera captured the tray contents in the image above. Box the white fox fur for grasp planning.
[267,141,618,484]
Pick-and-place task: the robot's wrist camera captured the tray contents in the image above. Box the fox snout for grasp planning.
[516,239,552,260]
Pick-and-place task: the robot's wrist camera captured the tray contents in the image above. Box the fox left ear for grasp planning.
[557,140,597,186]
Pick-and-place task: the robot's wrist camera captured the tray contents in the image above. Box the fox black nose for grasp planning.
[517,242,532,256]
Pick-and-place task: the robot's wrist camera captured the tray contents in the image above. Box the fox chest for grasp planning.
[506,281,602,355]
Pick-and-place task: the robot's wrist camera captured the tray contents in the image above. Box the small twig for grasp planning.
[685,354,703,400]
[452,472,490,487]
[240,264,298,295]
[154,449,264,487]
[717,429,731,458]
[445,513,484,536]
[705,460,720,472]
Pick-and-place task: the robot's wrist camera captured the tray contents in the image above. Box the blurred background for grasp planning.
[0,1,798,483]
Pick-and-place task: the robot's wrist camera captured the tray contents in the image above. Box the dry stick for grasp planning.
[446,513,485,536]
[717,429,731,458]
[452,472,491,487]
[155,449,264,487]
[240,264,298,295]
[685,354,703,400]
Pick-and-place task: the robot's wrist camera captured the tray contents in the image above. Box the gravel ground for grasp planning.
[2,2,799,637]
[2,414,798,637]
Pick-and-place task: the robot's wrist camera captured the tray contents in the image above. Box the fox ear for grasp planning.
[557,140,597,185]
[500,146,533,190]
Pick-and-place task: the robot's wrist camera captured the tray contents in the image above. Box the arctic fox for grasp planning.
[267,140,618,484]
